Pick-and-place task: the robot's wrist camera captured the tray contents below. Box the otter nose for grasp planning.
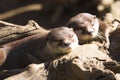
[64,42,71,47]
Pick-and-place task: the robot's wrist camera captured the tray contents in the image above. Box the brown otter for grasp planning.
[66,13,117,48]
[46,27,78,54]
[0,27,78,70]
[66,13,99,43]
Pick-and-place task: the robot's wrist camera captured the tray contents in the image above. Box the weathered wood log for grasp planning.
[0,20,45,45]
[0,68,25,80]
[1,44,120,80]
[0,20,120,80]
[0,63,48,80]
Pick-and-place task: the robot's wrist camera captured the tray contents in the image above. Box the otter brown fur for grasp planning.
[0,27,78,70]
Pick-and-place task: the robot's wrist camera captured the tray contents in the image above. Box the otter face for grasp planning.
[46,27,78,54]
[67,13,99,41]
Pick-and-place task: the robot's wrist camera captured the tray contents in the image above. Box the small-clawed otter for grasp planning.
[66,13,117,48]
[46,27,78,54]
[66,13,99,43]
[0,27,78,70]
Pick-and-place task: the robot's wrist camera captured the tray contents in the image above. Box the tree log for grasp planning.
[0,20,120,80]
[0,44,120,80]
[0,20,45,45]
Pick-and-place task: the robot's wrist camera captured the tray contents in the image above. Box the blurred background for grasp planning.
[0,0,120,29]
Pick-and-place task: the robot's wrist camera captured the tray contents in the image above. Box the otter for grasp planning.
[66,13,117,48]
[0,27,78,70]
[46,27,78,54]
[28,27,78,63]
[66,13,99,43]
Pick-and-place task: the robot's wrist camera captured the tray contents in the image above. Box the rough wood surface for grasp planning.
[3,63,48,80]
[0,20,120,80]
[0,44,120,80]
[0,20,44,45]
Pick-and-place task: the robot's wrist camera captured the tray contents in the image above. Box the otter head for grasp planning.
[67,13,99,42]
[46,27,78,54]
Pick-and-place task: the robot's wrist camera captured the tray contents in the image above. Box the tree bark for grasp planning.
[0,20,44,45]
[0,20,120,80]
[0,44,120,80]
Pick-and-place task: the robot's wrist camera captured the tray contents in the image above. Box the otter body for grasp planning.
[0,27,78,70]
[0,31,48,70]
